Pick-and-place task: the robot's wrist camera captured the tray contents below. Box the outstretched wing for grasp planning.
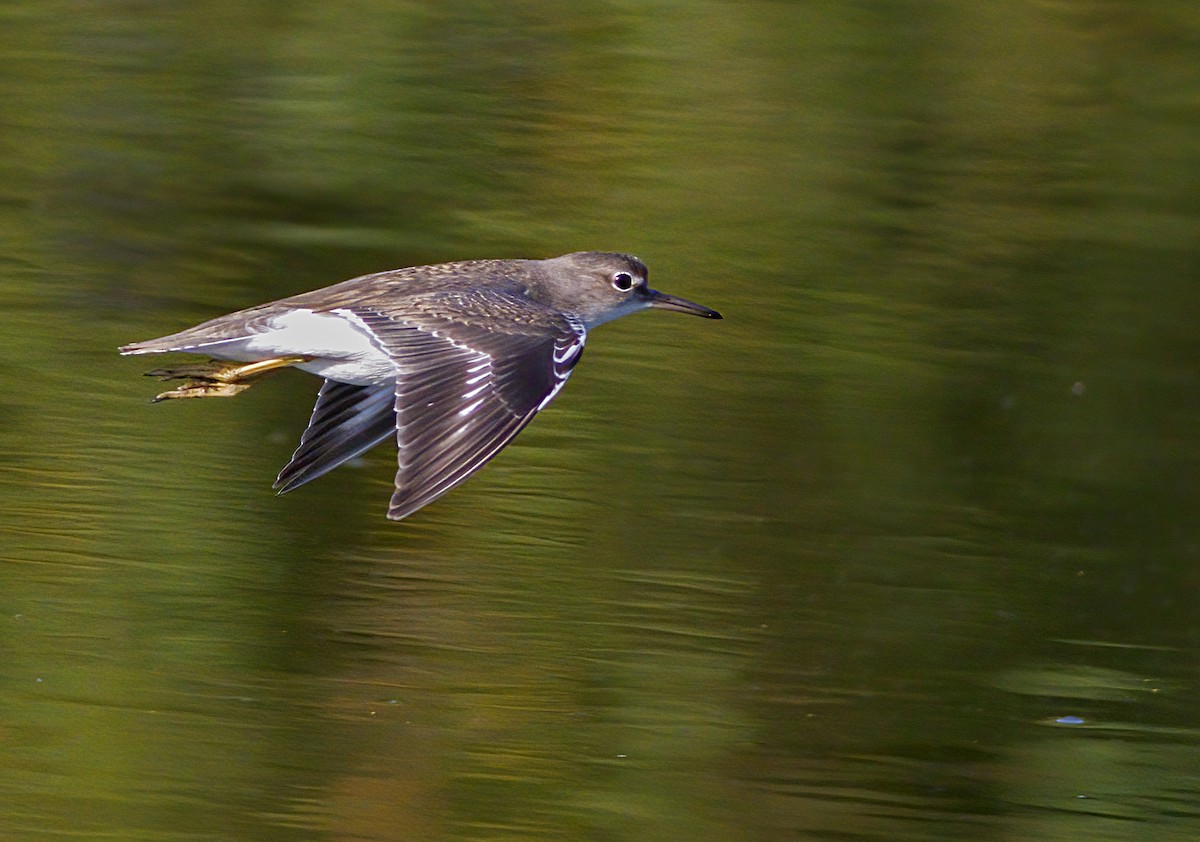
[274,379,397,494]
[355,297,586,520]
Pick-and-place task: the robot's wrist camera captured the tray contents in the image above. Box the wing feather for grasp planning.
[352,301,584,520]
[274,380,396,493]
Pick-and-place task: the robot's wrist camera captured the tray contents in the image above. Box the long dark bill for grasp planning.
[643,288,722,319]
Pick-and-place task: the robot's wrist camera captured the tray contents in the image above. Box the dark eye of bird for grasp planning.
[611,272,635,291]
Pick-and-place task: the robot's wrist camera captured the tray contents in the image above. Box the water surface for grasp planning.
[2,2,1200,840]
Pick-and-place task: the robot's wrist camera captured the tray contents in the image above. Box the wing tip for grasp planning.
[386,496,423,521]
[386,483,456,521]
[273,477,299,495]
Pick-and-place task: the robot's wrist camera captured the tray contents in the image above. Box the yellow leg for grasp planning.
[146,355,312,402]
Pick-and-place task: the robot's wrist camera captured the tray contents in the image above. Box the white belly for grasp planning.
[208,308,396,385]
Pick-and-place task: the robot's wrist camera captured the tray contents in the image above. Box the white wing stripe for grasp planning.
[458,398,486,417]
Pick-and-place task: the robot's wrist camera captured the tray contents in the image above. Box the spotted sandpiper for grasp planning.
[120,251,721,520]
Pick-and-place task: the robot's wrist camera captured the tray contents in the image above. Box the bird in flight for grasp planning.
[120,252,721,520]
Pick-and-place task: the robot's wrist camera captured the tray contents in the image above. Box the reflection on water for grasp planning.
[3,2,1200,840]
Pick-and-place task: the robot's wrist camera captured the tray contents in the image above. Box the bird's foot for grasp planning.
[145,356,312,402]
[149,380,255,402]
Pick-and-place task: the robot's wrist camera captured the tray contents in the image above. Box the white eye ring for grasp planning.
[611,271,635,291]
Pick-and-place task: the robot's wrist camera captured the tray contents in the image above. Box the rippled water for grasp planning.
[3,2,1200,840]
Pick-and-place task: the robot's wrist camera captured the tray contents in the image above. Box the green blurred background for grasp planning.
[3,1,1200,840]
